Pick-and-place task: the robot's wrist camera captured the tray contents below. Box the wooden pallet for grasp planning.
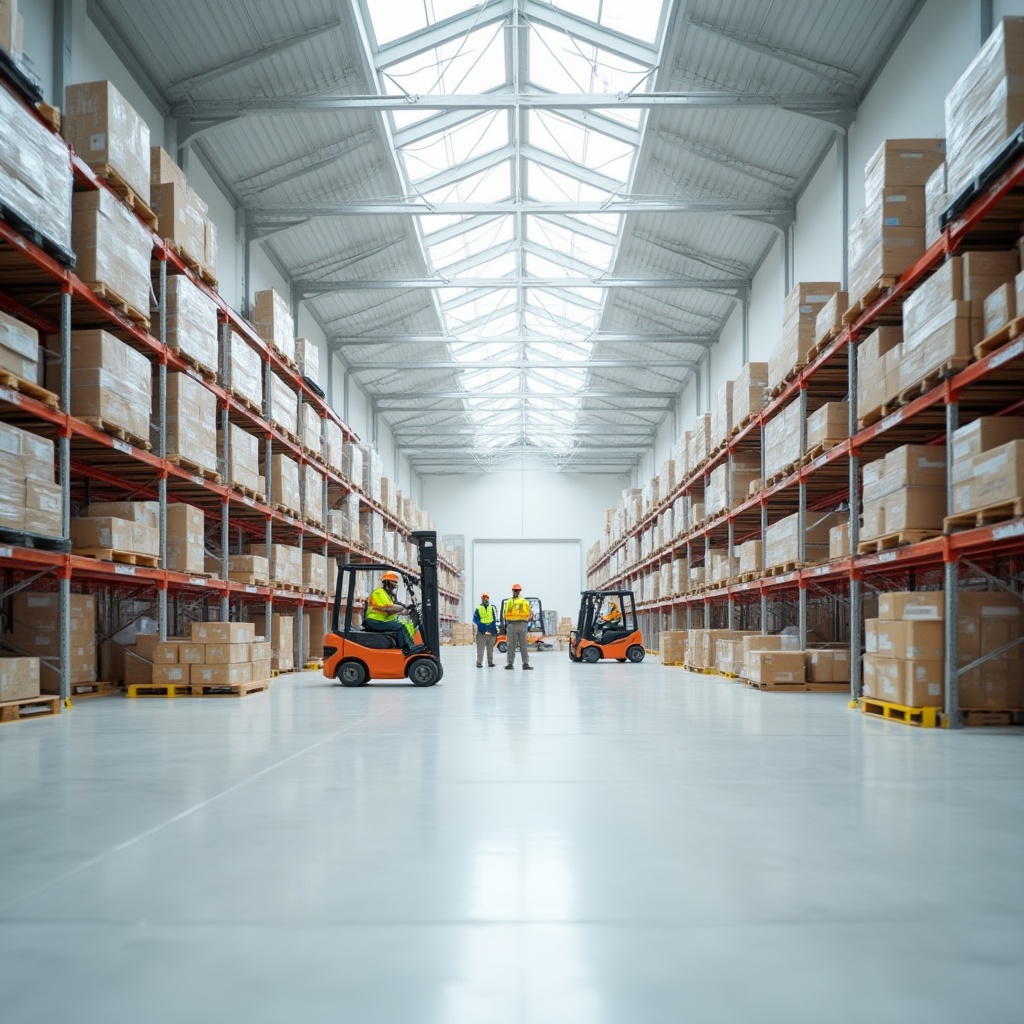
[944,497,1024,533]
[769,366,804,399]
[189,679,270,697]
[0,526,70,552]
[69,680,123,698]
[765,463,799,487]
[736,571,763,584]
[960,708,1024,727]
[807,326,842,361]
[974,313,1024,360]
[167,454,221,483]
[171,244,218,289]
[896,357,972,404]
[856,403,886,430]
[37,100,61,132]
[0,694,61,722]
[83,280,151,330]
[744,679,850,693]
[272,503,301,519]
[763,561,800,576]
[93,164,158,230]
[802,438,845,464]
[172,347,218,381]
[0,370,59,408]
[231,391,263,417]
[231,483,267,504]
[228,574,270,588]
[75,547,161,568]
[861,696,940,728]
[78,416,152,451]
[842,277,896,325]
[857,529,941,554]
[127,682,188,698]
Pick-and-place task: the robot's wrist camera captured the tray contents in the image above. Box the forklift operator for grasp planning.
[365,571,424,655]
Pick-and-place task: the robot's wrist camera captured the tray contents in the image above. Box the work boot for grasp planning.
[476,663,482,668]
[408,644,428,655]
[523,664,534,670]
[504,664,513,670]
[488,662,495,668]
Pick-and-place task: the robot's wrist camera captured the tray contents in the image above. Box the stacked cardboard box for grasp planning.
[343,442,364,489]
[0,656,39,702]
[686,414,711,472]
[250,613,295,672]
[860,445,946,543]
[49,330,152,446]
[715,638,748,676]
[150,147,215,280]
[253,290,295,365]
[166,503,205,575]
[0,309,38,382]
[8,592,96,692]
[324,420,344,474]
[0,421,61,536]
[806,402,848,453]
[302,463,323,526]
[0,82,73,251]
[814,291,848,345]
[848,140,944,308]
[249,542,302,589]
[959,592,1024,709]
[228,330,263,410]
[855,327,903,424]
[710,381,733,451]
[166,274,218,377]
[764,399,802,479]
[64,81,150,202]
[303,552,328,594]
[223,424,262,496]
[73,500,159,560]
[745,650,806,686]
[829,521,850,559]
[228,553,269,585]
[951,420,1024,516]
[982,267,1024,337]
[302,404,321,455]
[164,372,218,476]
[806,648,851,684]
[705,453,760,517]
[945,17,1024,199]
[925,163,948,249]
[731,362,768,429]
[737,539,763,575]
[768,282,841,391]
[269,372,297,439]
[863,593,945,707]
[264,453,300,513]
[295,338,319,382]
[765,510,842,569]
[72,188,152,316]
[362,445,384,504]
[127,623,271,688]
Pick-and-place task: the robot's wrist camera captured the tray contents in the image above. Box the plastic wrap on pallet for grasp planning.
[343,441,364,489]
[686,414,711,472]
[295,337,320,382]
[924,163,948,248]
[265,453,300,512]
[166,274,218,377]
[10,592,96,691]
[72,188,152,316]
[0,309,39,381]
[165,372,217,475]
[223,423,261,494]
[984,281,1017,336]
[302,551,327,593]
[302,462,323,526]
[269,371,297,438]
[361,445,383,504]
[806,402,848,452]
[324,419,344,474]
[945,18,1024,199]
[229,331,263,410]
[0,87,73,251]
[165,503,205,574]
[64,80,150,202]
[249,543,303,588]
[253,289,295,364]
[710,381,732,450]
[863,139,945,204]
[49,329,152,443]
[814,291,849,344]
[151,182,205,265]
[359,510,384,553]
[763,399,802,479]
[302,403,322,455]
[738,539,763,575]
[204,217,218,282]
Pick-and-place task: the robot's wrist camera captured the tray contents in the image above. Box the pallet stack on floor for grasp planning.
[590,17,1024,728]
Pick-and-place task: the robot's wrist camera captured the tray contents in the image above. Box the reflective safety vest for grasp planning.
[476,604,495,625]
[504,596,532,621]
[366,587,396,622]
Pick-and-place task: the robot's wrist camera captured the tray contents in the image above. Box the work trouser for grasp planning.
[475,631,495,666]
[365,618,412,653]
[506,621,530,667]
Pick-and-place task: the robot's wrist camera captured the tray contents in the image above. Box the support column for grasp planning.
[219,321,230,620]
[849,338,862,701]
[157,260,168,640]
[53,0,72,103]
[838,130,850,291]
[798,388,808,647]
[59,289,71,702]
[944,400,961,728]
[727,452,735,631]
[760,415,768,633]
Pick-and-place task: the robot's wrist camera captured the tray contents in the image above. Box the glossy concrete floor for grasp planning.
[2,648,1023,1023]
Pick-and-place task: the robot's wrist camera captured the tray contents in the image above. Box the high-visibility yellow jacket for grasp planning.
[504,596,532,622]
[366,587,396,622]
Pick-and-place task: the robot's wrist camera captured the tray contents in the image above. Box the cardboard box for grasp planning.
[190,622,256,644]
[228,553,269,583]
[950,416,1024,466]
[71,516,159,557]
[204,643,251,664]
[249,641,272,663]
[856,327,903,419]
[829,522,850,559]
[925,162,948,248]
[952,439,1024,514]
[0,308,39,380]
[901,659,944,707]
[295,337,319,382]
[744,650,806,685]
[864,139,946,198]
[152,181,206,263]
[152,664,188,685]
[152,641,184,665]
[878,592,944,620]
[984,282,1016,337]
[0,656,39,701]
[660,630,688,665]
[164,372,218,476]
[166,274,218,377]
[191,663,251,686]
[269,372,297,438]
[862,655,901,702]
[164,503,205,575]
[865,620,944,660]
[228,330,263,409]
[150,146,187,194]
[253,289,295,364]
[64,81,150,201]
[806,402,848,451]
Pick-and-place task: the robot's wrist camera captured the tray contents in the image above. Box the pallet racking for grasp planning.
[588,141,1024,728]
[0,75,462,699]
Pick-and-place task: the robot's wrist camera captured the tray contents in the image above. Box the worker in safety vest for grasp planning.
[364,571,424,655]
[473,593,498,668]
[601,599,621,626]
[503,584,534,670]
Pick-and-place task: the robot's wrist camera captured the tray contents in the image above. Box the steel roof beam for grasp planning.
[390,425,655,437]
[374,389,677,400]
[236,129,378,194]
[392,105,494,148]
[328,333,714,345]
[168,19,344,95]
[374,0,513,68]
[654,127,799,190]
[298,275,752,292]
[399,443,650,453]
[431,242,518,279]
[411,144,516,194]
[423,214,506,248]
[521,240,608,277]
[348,359,697,371]
[530,287,604,313]
[520,0,658,65]
[251,198,793,217]
[523,144,623,194]
[631,231,753,278]
[532,213,619,246]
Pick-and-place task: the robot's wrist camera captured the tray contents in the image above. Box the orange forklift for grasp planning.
[323,530,443,687]
[569,589,645,664]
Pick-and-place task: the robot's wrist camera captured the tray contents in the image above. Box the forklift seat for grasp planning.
[345,630,401,649]
[597,626,631,644]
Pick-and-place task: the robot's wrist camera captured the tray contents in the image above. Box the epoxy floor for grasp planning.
[2,647,1023,1023]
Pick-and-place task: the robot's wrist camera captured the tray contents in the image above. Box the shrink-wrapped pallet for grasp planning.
[302,463,323,527]
[763,400,802,480]
[302,403,322,455]
[222,423,261,495]
[362,445,383,503]
[0,84,73,251]
[269,372,297,439]
[229,331,263,410]
[164,372,217,476]
[324,419,344,473]
[249,543,303,588]
[343,441,363,488]
[295,337,320,382]
[302,551,328,594]
[264,453,300,513]
[166,274,218,377]
[253,289,295,364]
[0,309,39,382]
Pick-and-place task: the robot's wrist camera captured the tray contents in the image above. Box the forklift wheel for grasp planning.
[338,660,367,687]
[496,641,507,653]
[408,657,440,687]
[626,645,646,663]
[581,646,601,664]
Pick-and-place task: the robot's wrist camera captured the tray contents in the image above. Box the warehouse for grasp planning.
[2,0,1024,1019]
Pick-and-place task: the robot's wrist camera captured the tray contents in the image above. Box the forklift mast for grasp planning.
[412,530,440,655]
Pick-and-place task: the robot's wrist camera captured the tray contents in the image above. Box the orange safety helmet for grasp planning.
[481,593,489,600]
[511,583,522,591]
[381,571,399,583]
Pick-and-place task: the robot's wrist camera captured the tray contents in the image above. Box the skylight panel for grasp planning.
[402,114,508,182]
[450,251,517,278]
[429,217,514,266]
[529,25,651,95]
[524,251,577,279]
[366,0,429,45]
[422,161,511,204]
[600,0,665,42]
[382,25,506,98]
[528,161,612,202]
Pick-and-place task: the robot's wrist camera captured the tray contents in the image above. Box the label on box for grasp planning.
[189,577,207,586]
[89,133,106,150]
[114,565,136,575]
[245,585,258,593]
